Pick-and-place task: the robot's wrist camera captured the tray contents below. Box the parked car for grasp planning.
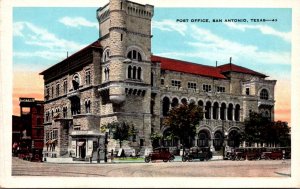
[182,147,212,162]
[144,147,175,163]
[261,150,283,160]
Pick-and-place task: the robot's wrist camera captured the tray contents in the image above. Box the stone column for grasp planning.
[210,106,213,120]
[232,108,235,121]
[224,108,227,120]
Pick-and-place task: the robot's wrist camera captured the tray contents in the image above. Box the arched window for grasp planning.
[103,49,110,62]
[138,67,142,80]
[171,98,179,107]
[227,103,233,120]
[189,99,196,104]
[162,97,170,116]
[133,66,137,79]
[205,101,211,119]
[104,67,109,81]
[198,100,204,107]
[181,98,187,105]
[220,103,226,120]
[127,50,142,61]
[235,104,240,121]
[128,66,132,79]
[260,89,269,100]
[72,74,80,90]
[213,102,219,120]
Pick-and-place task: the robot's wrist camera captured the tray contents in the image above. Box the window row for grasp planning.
[44,100,92,122]
[164,80,225,93]
[45,71,91,100]
[102,49,144,63]
[162,97,241,121]
[127,65,142,80]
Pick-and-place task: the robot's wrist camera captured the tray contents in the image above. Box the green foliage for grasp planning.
[163,102,204,147]
[102,121,135,148]
[150,132,163,141]
[242,112,290,146]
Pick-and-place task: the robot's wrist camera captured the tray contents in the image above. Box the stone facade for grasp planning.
[40,0,276,160]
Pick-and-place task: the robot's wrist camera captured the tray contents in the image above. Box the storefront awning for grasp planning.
[77,141,85,146]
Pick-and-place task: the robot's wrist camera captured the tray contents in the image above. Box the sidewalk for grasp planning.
[44,155,224,164]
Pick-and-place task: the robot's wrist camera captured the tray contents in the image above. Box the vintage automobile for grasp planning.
[144,147,175,163]
[182,147,212,162]
[260,149,283,160]
[231,147,261,161]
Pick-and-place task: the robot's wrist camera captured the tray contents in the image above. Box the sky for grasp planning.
[12,6,291,124]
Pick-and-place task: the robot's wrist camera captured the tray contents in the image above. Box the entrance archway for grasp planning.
[228,130,241,147]
[213,131,223,151]
[197,130,210,147]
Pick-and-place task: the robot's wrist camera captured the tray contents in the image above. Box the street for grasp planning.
[12,157,291,177]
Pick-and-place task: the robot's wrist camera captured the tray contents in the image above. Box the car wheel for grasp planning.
[145,157,150,163]
[182,156,187,162]
[169,156,175,162]
[163,159,168,162]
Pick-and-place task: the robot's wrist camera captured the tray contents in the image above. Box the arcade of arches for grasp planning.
[161,127,242,152]
[161,97,242,152]
[162,97,241,121]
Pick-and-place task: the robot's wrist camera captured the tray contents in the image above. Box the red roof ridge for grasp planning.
[151,55,226,79]
[217,63,267,77]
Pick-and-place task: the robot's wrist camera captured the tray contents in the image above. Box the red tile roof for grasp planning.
[151,55,226,79]
[151,55,267,79]
[217,63,267,77]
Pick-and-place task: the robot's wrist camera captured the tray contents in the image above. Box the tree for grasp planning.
[102,121,133,148]
[242,112,291,147]
[163,102,204,149]
[150,132,163,148]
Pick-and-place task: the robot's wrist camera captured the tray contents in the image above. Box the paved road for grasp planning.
[12,157,290,177]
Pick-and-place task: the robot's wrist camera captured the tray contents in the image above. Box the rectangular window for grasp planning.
[202,84,212,92]
[216,86,225,93]
[161,78,164,85]
[171,79,181,89]
[85,70,91,85]
[63,107,67,118]
[51,86,54,98]
[188,82,197,90]
[74,126,81,131]
[56,83,60,97]
[45,86,50,100]
[63,79,67,94]
[121,34,123,41]
[246,88,250,95]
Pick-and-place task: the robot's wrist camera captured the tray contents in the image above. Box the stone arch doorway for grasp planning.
[228,130,241,148]
[213,131,223,151]
[197,130,210,147]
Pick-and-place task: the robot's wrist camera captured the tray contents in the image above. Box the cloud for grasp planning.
[152,19,187,36]
[154,20,291,66]
[224,22,291,42]
[13,21,85,60]
[59,16,98,29]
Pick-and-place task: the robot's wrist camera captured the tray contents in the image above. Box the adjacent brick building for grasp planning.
[40,0,276,160]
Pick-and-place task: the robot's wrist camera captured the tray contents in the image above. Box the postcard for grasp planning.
[1,0,300,188]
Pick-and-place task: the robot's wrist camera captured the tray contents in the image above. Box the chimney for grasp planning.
[216,61,218,67]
